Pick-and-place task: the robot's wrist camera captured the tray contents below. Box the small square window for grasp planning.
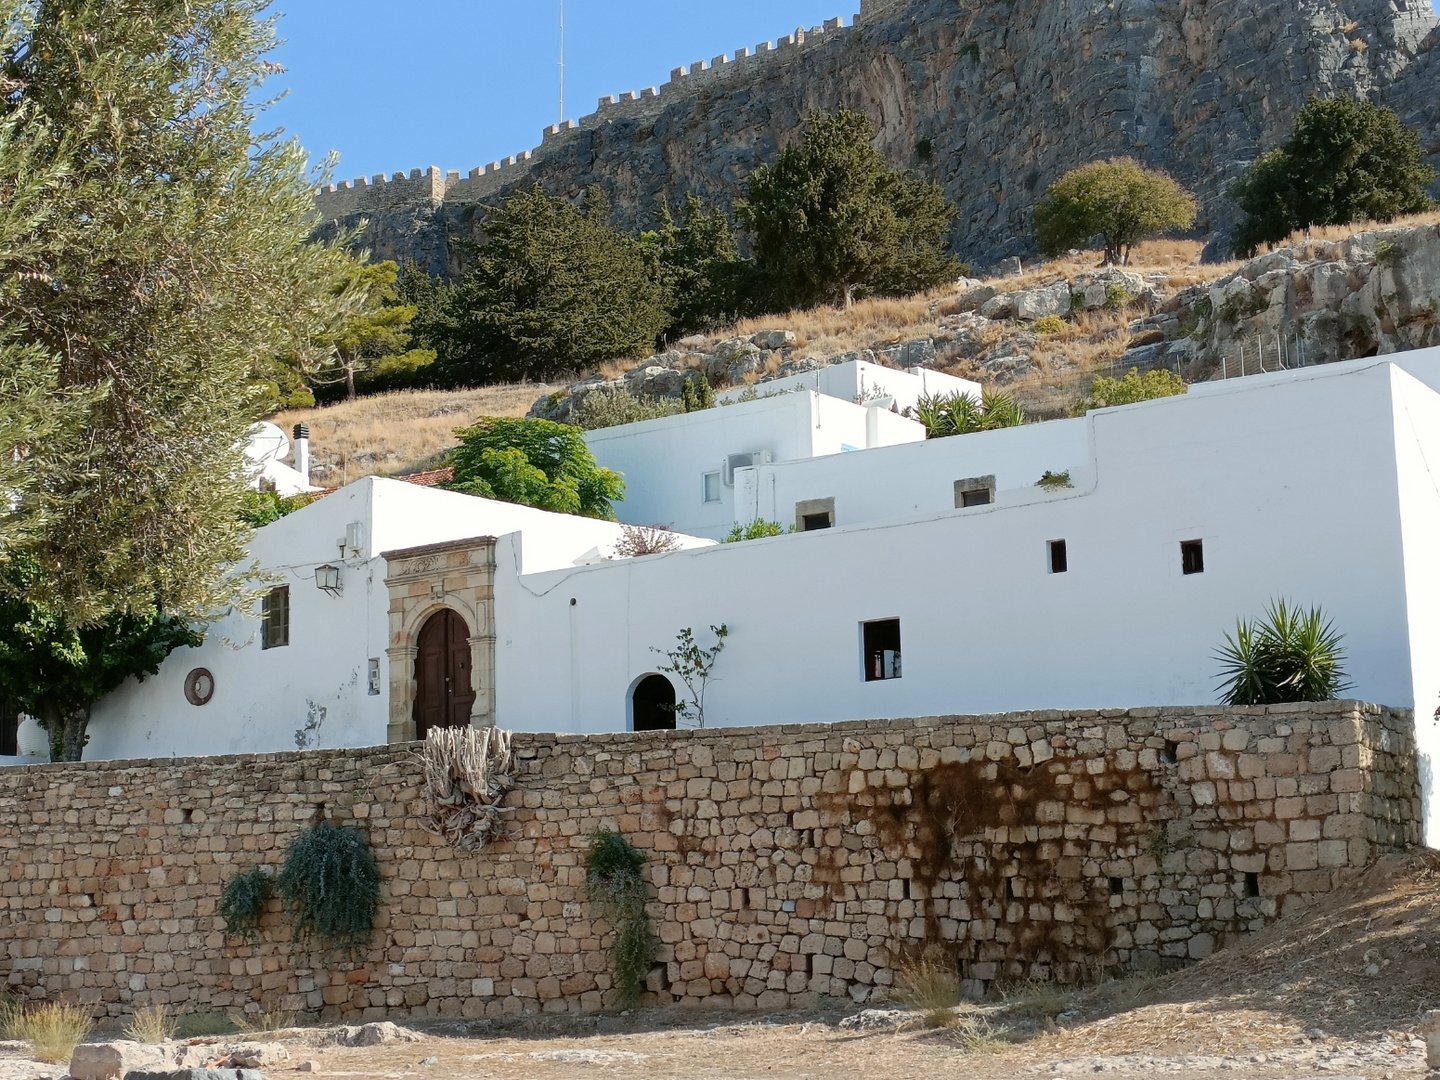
[702,472,721,503]
[862,618,902,681]
[1181,539,1204,575]
[954,475,996,508]
[1048,539,1068,574]
[802,512,832,531]
[794,497,835,532]
[261,585,290,649]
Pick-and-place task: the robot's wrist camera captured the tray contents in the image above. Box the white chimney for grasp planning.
[292,423,310,486]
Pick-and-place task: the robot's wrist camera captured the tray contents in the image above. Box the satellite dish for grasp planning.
[246,422,289,464]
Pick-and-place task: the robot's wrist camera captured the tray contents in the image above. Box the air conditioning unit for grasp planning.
[724,450,772,486]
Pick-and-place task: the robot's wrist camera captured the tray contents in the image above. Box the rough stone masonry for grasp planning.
[0,703,1418,1021]
[313,0,1440,275]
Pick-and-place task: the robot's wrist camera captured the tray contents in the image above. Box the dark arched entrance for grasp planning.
[631,674,677,731]
[413,609,475,739]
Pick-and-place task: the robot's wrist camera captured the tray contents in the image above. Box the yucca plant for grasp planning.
[908,389,1025,438]
[1216,599,1349,705]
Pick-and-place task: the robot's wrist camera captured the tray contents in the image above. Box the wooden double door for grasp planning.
[413,609,476,739]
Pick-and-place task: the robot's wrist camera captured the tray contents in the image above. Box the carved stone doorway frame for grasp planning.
[381,537,497,743]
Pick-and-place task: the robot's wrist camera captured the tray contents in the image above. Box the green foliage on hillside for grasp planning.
[1229,98,1435,255]
[642,195,749,340]
[0,0,351,625]
[738,111,959,309]
[309,259,435,400]
[440,186,668,383]
[449,418,626,519]
[1071,368,1188,415]
[1034,158,1198,265]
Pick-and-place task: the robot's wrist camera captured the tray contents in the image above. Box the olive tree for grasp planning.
[1034,158,1198,265]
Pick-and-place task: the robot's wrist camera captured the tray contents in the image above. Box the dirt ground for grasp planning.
[2,854,1435,1080]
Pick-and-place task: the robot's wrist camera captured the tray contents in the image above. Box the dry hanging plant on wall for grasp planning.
[420,725,516,851]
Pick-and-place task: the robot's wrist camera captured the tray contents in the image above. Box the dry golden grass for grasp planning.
[233,1001,296,1035]
[124,1003,175,1043]
[273,384,561,484]
[3,1001,92,1064]
[1277,207,1440,248]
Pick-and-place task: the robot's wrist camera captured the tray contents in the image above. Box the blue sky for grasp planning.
[265,2,849,182]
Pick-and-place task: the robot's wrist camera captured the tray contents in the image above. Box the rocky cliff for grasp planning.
[314,0,1440,278]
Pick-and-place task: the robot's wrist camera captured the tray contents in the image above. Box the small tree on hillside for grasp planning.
[0,576,200,761]
[309,259,436,400]
[449,418,626,519]
[1229,97,1435,255]
[1034,158,1198,265]
[737,111,959,309]
[447,186,667,382]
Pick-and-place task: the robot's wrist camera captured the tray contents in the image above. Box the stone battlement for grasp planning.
[0,703,1418,1021]
[311,13,852,224]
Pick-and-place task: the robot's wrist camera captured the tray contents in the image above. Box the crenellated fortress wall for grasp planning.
[312,0,1440,276]
[312,14,853,230]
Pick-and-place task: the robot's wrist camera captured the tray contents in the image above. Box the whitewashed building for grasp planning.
[12,349,1440,841]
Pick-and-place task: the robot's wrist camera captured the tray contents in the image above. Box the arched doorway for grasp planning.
[631,674,677,731]
[413,609,476,739]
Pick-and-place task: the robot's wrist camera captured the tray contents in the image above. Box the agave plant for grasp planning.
[1215,599,1350,705]
[908,389,1025,439]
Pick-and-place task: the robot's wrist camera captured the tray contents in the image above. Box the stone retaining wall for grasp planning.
[0,703,1419,1022]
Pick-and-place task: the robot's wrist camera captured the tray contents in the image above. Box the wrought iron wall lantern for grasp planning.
[314,563,342,595]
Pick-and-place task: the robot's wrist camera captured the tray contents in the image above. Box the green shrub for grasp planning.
[1072,368,1187,415]
[449,417,625,519]
[1215,599,1349,705]
[1228,97,1435,255]
[724,520,789,542]
[1034,158,1198,264]
[276,822,381,959]
[572,387,682,431]
[219,867,273,942]
[239,490,315,528]
[1032,314,1066,336]
[585,831,656,1008]
[1035,470,1072,489]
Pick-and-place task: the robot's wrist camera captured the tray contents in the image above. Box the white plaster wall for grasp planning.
[716,359,981,413]
[84,478,685,761]
[1390,363,1440,842]
[738,416,1090,527]
[585,393,923,540]
[496,363,1417,748]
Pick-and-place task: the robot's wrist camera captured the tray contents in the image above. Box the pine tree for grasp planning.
[737,111,958,309]
[0,0,351,624]
[446,186,667,381]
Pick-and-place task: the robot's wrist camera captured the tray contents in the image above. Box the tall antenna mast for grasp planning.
[558,0,565,123]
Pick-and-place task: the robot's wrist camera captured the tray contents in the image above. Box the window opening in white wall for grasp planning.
[862,618,902,681]
[702,472,721,503]
[795,496,835,531]
[261,585,290,649]
[1048,539,1068,574]
[954,475,996,508]
[1181,539,1205,575]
